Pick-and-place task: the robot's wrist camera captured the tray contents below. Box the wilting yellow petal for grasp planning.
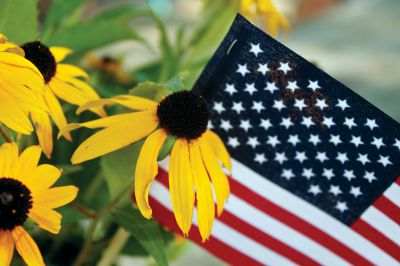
[25,164,62,193]
[49,47,72,63]
[0,43,25,55]
[189,141,215,242]
[11,226,44,266]
[33,186,78,209]
[76,95,158,114]
[16,145,42,183]
[71,111,159,164]
[0,88,33,134]
[203,130,231,173]
[29,207,62,234]
[0,143,20,178]
[31,110,53,159]
[57,64,89,79]
[43,85,71,141]
[0,230,14,266]
[50,76,105,117]
[169,139,195,235]
[135,129,168,218]
[198,136,230,216]
[0,34,7,43]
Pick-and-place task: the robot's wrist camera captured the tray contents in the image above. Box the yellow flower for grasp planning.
[240,0,290,36]
[0,34,48,136]
[62,91,231,241]
[20,41,106,158]
[0,142,78,266]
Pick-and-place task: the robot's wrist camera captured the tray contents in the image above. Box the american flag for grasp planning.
[149,14,400,265]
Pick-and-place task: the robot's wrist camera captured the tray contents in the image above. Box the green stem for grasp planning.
[72,185,132,266]
[71,202,96,219]
[0,125,12,143]
[97,227,130,266]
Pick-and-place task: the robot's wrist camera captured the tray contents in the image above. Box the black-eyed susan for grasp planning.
[0,142,78,266]
[20,41,106,158]
[61,90,231,241]
[240,0,290,36]
[0,34,48,136]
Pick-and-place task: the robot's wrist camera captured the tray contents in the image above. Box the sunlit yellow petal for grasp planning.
[0,88,33,134]
[0,52,43,83]
[33,186,78,210]
[50,76,105,117]
[50,47,72,63]
[25,164,61,193]
[29,207,62,234]
[0,230,14,266]
[0,43,25,55]
[76,95,158,114]
[16,145,42,183]
[71,111,159,164]
[11,226,44,266]
[57,64,89,79]
[169,139,194,235]
[31,110,53,159]
[135,129,168,218]
[0,142,20,178]
[203,130,231,173]
[43,85,71,141]
[189,141,215,242]
[198,136,230,216]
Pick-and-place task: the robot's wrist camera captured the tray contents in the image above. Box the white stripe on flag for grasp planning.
[149,180,296,266]
[361,207,400,246]
[384,183,400,207]
[228,159,399,266]
[225,194,349,266]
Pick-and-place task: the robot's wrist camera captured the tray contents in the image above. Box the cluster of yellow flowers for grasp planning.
[0,33,231,265]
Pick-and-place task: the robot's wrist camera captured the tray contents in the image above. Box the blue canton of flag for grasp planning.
[150,14,399,266]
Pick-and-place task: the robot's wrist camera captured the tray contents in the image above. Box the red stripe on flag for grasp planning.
[156,170,319,266]
[395,177,400,185]
[149,196,264,266]
[352,219,400,261]
[227,175,374,266]
[373,196,400,225]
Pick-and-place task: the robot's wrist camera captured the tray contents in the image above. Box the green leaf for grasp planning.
[129,81,171,102]
[163,74,187,92]
[112,207,169,266]
[0,0,38,43]
[157,135,176,161]
[100,142,143,197]
[43,0,86,31]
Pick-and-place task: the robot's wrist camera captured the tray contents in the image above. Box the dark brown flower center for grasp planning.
[0,178,32,230]
[157,91,210,140]
[21,41,57,83]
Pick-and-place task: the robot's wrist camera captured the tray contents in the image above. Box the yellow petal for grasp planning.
[169,139,194,235]
[25,164,62,193]
[31,111,53,159]
[198,136,230,216]
[57,64,89,79]
[76,95,158,114]
[0,34,7,43]
[0,230,14,266]
[203,130,231,173]
[50,76,105,117]
[189,141,215,242]
[11,226,44,266]
[43,85,71,141]
[0,43,25,56]
[135,129,168,218]
[71,110,158,164]
[33,186,78,209]
[16,145,42,183]
[0,143,20,178]
[50,47,72,63]
[58,112,147,139]
[29,207,62,234]
[0,88,33,134]
[0,52,43,84]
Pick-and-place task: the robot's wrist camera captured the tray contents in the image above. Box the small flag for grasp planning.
[149,14,400,265]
